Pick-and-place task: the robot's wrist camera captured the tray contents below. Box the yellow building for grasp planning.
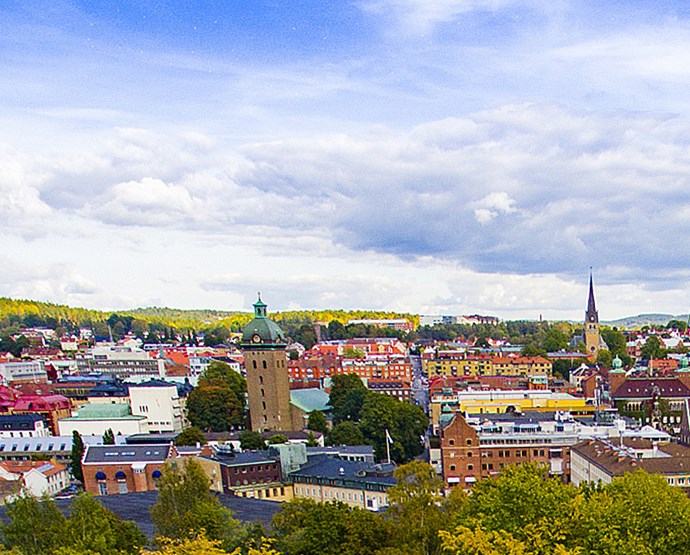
[290,457,395,512]
[430,390,592,430]
[424,353,552,378]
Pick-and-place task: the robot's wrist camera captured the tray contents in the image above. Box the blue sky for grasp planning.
[2,0,690,319]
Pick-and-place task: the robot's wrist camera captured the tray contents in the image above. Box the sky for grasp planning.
[2,0,690,320]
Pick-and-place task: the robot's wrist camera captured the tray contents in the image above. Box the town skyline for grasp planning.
[3,2,690,320]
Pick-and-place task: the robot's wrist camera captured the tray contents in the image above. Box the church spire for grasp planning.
[586,270,598,324]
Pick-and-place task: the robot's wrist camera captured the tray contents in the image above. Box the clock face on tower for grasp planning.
[252,334,262,344]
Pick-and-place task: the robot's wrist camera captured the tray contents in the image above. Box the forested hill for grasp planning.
[0,297,418,332]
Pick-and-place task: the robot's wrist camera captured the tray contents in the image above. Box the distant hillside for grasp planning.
[0,297,418,332]
[603,313,689,328]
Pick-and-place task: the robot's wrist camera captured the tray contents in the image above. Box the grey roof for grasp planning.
[290,455,397,488]
[306,445,374,457]
[83,444,173,464]
[0,435,116,454]
[204,449,278,467]
[125,433,178,445]
[0,414,45,430]
[0,491,281,540]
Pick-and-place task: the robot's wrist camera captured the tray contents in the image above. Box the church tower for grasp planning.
[241,295,292,432]
[584,272,602,360]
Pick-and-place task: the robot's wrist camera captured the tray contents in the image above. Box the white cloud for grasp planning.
[472,191,517,224]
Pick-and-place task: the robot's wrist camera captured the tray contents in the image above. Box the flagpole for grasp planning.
[385,428,391,464]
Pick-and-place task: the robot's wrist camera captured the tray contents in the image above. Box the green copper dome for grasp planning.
[677,356,690,372]
[241,295,287,347]
[610,355,624,373]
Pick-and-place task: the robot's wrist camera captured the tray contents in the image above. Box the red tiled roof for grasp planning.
[611,378,690,400]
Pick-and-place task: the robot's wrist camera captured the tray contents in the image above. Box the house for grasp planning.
[0,414,49,438]
[0,459,70,498]
[81,443,176,495]
[290,455,396,511]
[570,437,690,487]
[10,394,72,435]
[198,446,289,501]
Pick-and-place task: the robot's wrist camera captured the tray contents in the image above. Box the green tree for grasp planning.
[359,394,427,462]
[199,361,247,410]
[386,461,452,555]
[596,349,613,368]
[641,335,667,361]
[272,498,392,555]
[328,421,366,446]
[186,386,243,431]
[70,430,85,484]
[102,428,115,445]
[575,470,690,555]
[601,327,632,365]
[327,320,346,340]
[542,327,570,352]
[239,430,266,451]
[64,493,145,555]
[267,434,288,445]
[329,374,369,425]
[150,458,238,548]
[551,359,573,380]
[203,327,231,347]
[667,319,688,333]
[2,494,67,555]
[521,343,547,357]
[174,426,207,446]
[466,463,578,555]
[307,410,328,434]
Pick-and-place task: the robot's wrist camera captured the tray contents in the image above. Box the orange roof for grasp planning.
[0,460,67,477]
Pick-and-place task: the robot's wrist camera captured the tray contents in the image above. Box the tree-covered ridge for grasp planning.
[0,297,417,333]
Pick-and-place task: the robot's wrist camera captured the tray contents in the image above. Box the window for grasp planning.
[466,439,473,445]
[449,464,456,471]
[253,361,257,369]
[262,360,267,369]
[98,482,108,495]
[448,439,455,446]
[259,375,264,385]
[467,464,474,471]
[466,451,473,458]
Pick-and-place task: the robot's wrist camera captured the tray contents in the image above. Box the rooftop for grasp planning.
[82,444,174,464]
[289,388,330,413]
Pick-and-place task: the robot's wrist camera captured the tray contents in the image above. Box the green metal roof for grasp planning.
[289,388,330,413]
[241,295,287,347]
[72,403,138,420]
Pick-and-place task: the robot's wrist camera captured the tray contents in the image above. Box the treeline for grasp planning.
[0,297,417,346]
[2,460,689,555]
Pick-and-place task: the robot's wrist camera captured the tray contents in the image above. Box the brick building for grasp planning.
[82,443,175,495]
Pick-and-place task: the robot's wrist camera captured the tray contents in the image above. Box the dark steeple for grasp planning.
[586,270,598,324]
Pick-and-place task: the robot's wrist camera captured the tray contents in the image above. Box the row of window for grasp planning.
[232,476,279,486]
[0,442,67,452]
[231,464,279,473]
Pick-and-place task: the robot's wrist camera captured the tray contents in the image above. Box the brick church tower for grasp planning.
[241,295,292,432]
